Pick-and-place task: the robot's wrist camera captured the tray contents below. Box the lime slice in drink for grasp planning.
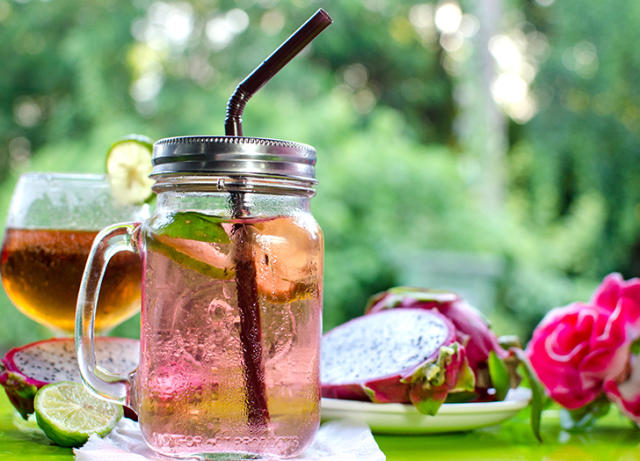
[34,381,123,447]
[106,134,154,204]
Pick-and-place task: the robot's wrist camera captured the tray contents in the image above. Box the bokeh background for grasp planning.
[1,0,639,350]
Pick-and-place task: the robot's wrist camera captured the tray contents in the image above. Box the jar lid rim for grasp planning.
[152,136,316,180]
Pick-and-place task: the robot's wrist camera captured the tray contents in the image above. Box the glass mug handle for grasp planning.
[75,222,139,407]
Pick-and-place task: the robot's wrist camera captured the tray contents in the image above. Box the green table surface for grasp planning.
[0,392,638,461]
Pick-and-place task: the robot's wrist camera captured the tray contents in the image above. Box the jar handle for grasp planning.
[75,223,140,408]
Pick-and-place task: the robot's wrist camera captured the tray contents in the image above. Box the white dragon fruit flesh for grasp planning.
[321,308,474,415]
[0,337,139,418]
[365,287,509,372]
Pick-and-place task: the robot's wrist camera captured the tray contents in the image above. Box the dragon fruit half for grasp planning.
[365,287,509,373]
[321,308,474,415]
[0,337,139,418]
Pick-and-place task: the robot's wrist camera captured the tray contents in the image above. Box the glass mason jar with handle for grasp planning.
[76,136,324,459]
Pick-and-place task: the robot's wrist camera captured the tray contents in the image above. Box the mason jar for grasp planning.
[76,136,324,459]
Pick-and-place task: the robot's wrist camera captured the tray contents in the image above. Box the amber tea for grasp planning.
[1,228,141,333]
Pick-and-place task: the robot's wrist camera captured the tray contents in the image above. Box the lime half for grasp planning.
[106,134,154,204]
[34,381,123,447]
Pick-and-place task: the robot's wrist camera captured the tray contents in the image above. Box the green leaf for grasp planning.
[361,385,378,402]
[413,395,445,416]
[488,351,510,401]
[444,391,477,403]
[513,348,543,443]
[404,343,474,415]
[451,357,476,393]
[157,211,230,244]
[559,394,610,432]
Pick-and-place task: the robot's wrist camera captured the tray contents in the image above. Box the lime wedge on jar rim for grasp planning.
[34,381,123,447]
[106,134,154,204]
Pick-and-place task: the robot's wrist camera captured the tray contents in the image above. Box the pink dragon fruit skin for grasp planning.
[365,287,508,372]
[321,308,475,415]
[405,343,475,414]
[0,337,139,419]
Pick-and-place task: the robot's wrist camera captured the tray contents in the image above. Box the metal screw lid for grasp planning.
[151,136,316,182]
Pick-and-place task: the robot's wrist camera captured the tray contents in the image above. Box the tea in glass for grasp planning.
[1,228,141,332]
[0,173,149,334]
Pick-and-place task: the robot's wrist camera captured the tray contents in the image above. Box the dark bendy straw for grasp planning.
[225,9,332,136]
[225,9,332,429]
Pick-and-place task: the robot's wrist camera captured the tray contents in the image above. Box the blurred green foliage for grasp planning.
[0,0,638,351]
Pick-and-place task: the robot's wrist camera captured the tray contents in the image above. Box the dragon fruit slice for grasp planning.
[321,308,474,415]
[365,287,508,373]
[0,337,139,418]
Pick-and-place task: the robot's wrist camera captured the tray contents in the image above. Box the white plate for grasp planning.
[321,388,531,434]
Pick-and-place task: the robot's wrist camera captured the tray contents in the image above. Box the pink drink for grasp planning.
[137,213,323,458]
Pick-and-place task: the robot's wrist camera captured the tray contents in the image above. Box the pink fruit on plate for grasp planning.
[0,337,139,418]
[365,287,508,373]
[321,308,474,415]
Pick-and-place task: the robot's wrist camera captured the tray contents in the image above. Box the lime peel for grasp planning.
[34,381,123,447]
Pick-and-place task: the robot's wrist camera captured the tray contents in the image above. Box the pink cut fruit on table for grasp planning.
[365,287,509,373]
[0,337,139,418]
[321,308,474,415]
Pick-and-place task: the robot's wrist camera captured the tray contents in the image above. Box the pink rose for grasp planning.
[604,353,640,424]
[591,273,640,336]
[593,273,640,421]
[526,301,630,409]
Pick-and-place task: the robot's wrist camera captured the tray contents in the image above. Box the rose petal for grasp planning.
[591,273,624,311]
[527,301,631,409]
[605,352,640,424]
[591,274,640,332]
[620,287,640,336]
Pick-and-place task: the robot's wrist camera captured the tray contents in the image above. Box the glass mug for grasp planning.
[1,173,149,334]
[76,137,324,459]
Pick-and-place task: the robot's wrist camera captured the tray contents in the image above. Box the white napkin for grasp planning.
[73,418,386,461]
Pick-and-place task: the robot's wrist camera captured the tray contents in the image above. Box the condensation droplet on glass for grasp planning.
[208,299,231,320]
[222,281,233,299]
